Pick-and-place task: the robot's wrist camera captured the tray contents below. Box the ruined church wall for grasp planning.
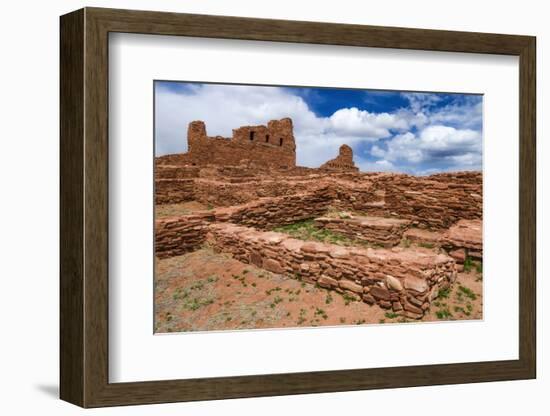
[186,119,296,169]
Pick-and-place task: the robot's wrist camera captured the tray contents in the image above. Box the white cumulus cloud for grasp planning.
[155,83,483,174]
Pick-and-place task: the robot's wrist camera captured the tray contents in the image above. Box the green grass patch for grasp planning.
[341,292,357,306]
[273,220,363,247]
[438,287,451,299]
[458,285,477,300]
[384,312,399,319]
[463,256,474,272]
[436,308,453,319]
[314,307,328,320]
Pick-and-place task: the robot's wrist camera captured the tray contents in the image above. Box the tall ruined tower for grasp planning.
[187,120,207,152]
[320,144,358,171]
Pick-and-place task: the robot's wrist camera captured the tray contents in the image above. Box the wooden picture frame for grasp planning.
[60,7,536,408]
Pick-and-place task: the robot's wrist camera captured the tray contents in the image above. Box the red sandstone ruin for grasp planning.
[158,118,297,169]
[320,144,359,172]
[154,118,483,321]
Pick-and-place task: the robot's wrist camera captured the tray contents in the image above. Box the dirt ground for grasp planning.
[154,247,483,333]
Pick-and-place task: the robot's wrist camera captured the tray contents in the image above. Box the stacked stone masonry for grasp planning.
[177,118,297,169]
[206,223,457,319]
[154,170,482,230]
[155,213,213,258]
[314,215,411,247]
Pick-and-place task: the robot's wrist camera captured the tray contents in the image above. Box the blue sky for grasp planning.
[155,81,482,175]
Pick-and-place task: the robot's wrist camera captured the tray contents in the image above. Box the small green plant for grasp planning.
[189,281,205,291]
[454,305,471,316]
[436,308,453,319]
[172,288,189,300]
[297,308,307,325]
[419,242,435,249]
[402,238,411,248]
[325,292,333,305]
[385,312,399,319]
[314,307,328,320]
[341,292,356,306]
[186,297,214,311]
[458,285,477,300]
[463,256,473,272]
[265,287,282,296]
[438,287,451,299]
[476,261,483,273]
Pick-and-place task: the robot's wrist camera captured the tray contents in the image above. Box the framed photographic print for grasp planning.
[60,7,536,408]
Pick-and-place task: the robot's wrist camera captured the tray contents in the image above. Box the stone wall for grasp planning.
[154,168,483,230]
[183,118,296,169]
[155,189,334,257]
[207,223,457,318]
[314,215,411,247]
[155,179,195,205]
[441,219,483,263]
[367,174,482,229]
[192,178,321,207]
[155,213,214,258]
[213,189,334,229]
[155,165,201,179]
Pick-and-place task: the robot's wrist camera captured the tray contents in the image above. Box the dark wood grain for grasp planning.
[60,7,537,408]
[59,8,84,406]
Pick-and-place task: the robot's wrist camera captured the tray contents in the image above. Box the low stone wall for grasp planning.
[154,171,483,231]
[155,189,334,256]
[155,165,201,179]
[191,178,316,207]
[380,174,482,229]
[442,219,483,263]
[403,228,443,246]
[206,223,457,318]
[314,215,411,247]
[213,189,334,229]
[402,220,482,265]
[155,179,195,205]
[155,213,214,258]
